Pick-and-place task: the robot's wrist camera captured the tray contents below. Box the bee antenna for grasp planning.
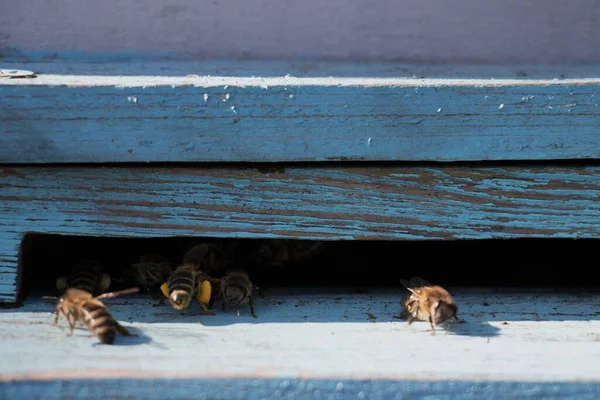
[95,287,140,300]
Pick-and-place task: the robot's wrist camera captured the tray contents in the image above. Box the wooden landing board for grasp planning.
[2,164,600,302]
[2,71,600,163]
[1,289,600,398]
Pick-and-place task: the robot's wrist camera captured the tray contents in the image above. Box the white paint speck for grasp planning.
[289,94,295,99]
[224,85,229,90]
[548,106,554,109]
[222,93,230,102]
[367,137,372,147]
[437,108,442,113]
[126,96,137,103]
[485,96,489,99]
[231,106,237,114]
[203,93,209,102]
[498,103,504,110]
[336,382,344,392]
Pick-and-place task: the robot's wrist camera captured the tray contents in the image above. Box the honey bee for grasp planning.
[183,241,237,275]
[217,268,262,318]
[53,287,139,344]
[162,263,217,314]
[253,239,325,268]
[398,277,458,335]
[55,259,111,295]
[116,254,174,294]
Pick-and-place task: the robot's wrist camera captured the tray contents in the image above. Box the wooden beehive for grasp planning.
[2,1,600,397]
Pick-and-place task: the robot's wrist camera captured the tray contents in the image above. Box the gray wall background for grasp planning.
[1,0,599,64]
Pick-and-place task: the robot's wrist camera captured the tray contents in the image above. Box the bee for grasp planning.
[183,241,237,275]
[53,287,139,344]
[55,259,111,296]
[115,254,174,294]
[217,268,262,318]
[397,277,458,335]
[253,239,325,267]
[162,263,216,314]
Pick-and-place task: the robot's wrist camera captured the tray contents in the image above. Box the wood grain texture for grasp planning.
[2,165,600,241]
[2,74,600,163]
[2,290,600,392]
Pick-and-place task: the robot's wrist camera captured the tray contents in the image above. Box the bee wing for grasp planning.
[400,277,432,298]
[409,277,434,288]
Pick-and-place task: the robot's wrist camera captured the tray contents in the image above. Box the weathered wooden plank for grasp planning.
[2,165,600,241]
[2,75,600,163]
[1,290,600,392]
[0,233,21,303]
[3,379,600,400]
[1,165,599,241]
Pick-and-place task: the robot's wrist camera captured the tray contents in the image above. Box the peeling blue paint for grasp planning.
[2,83,600,163]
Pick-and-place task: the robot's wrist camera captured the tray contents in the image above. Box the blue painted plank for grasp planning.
[1,74,600,163]
[2,378,599,400]
[2,165,600,241]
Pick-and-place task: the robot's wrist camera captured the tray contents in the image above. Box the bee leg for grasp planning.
[67,315,76,336]
[200,303,216,316]
[407,315,416,325]
[429,317,436,336]
[249,296,258,318]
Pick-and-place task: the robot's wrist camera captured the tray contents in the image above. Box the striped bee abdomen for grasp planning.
[81,302,117,344]
[167,264,197,310]
[69,260,103,294]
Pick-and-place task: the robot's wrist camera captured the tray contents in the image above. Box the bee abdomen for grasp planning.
[167,270,195,295]
[69,270,100,294]
[82,303,117,344]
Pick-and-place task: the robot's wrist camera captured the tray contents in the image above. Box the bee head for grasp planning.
[432,300,458,326]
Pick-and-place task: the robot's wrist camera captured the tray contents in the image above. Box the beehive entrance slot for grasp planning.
[20,233,600,299]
